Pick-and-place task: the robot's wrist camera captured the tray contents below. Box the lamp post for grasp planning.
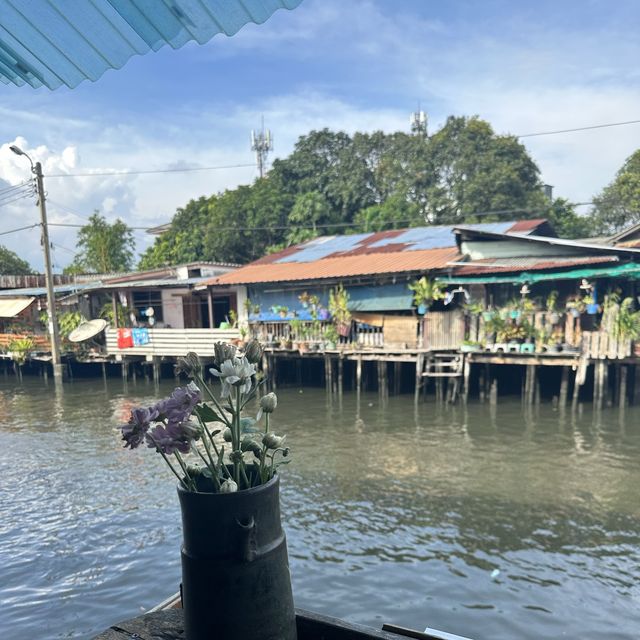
[10,145,63,382]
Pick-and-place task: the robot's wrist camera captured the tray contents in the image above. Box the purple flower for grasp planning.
[145,420,201,455]
[121,406,158,449]
[155,383,201,424]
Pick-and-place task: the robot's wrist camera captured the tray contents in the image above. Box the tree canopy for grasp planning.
[0,245,33,275]
[139,117,595,268]
[592,149,640,235]
[65,212,135,274]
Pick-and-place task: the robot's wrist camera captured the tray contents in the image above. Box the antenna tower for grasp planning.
[251,117,273,178]
[410,109,428,137]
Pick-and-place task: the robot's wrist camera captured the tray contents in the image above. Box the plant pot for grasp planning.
[586,303,599,315]
[177,474,296,640]
[482,311,494,321]
[337,322,350,337]
[417,303,427,315]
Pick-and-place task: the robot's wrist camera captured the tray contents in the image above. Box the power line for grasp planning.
[517,118,640,138]
[45,162,257,179]
[0,223,40,237]
[0,180,32,197]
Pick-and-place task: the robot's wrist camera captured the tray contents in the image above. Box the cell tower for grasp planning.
[410,110,427,137]
[251,118,273,178]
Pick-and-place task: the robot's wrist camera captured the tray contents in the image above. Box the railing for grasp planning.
[105,328,240,358]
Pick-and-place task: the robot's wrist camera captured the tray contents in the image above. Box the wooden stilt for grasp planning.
[356,356,362,397]
[462,356,470,403]
[414,354,423,403]
[478,366,486,402]
[619,364,628,409]
[122,359,128,382]
[102,362,107,382]
[633,365,640,404]
[489,376,498,405]
[559,366,569,405]
[393,362,401,395]
[327,356,334,395]
[594,361,604,408]
[338,357,344,399]
[271,355,277,391]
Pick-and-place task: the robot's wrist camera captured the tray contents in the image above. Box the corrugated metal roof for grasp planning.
[0,0,303,90]
[451,255,619,276]
[0,283,96,297]
[253,220,548,267]
[214,247,460,285]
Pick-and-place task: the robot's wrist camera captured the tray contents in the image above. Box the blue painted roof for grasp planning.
[0,0,303,89]
[273,221,540,264]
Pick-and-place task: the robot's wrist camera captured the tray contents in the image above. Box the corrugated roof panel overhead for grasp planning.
[0,0,304,89]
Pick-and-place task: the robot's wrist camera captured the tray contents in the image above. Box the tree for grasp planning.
[424,116,546,224]
[544,198,595,239]
[592,149,640,235]
[0,245,33,274]
[65,212,135,274]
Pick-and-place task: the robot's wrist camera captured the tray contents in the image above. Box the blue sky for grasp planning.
[1,0,639,271]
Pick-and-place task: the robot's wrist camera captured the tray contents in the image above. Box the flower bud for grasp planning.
[220,479,238,493]
[223,427,233,442]
[241,437,262,455]
[244,339,263,364]
[213,342,237,369]
[259,392,277,414]
[229,450,244,463]
[175,352,202,378]
[262,432,286,450]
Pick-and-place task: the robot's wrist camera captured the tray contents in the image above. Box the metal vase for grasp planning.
[178,473,296,640]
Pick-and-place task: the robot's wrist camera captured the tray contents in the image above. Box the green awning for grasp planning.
[437,262,640,285]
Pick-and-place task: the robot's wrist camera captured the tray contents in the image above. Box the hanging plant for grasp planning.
[328,284,351,334]
[408,277,444,313]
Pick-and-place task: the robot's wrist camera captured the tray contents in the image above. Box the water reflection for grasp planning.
[0,378,638,639]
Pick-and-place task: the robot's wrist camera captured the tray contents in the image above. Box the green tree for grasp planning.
[0,245,33,274]
[592,149,640,235]
[544,198,595,239]
[65,212,135,274]
[424,116,546,224]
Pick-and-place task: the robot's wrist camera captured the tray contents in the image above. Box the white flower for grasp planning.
[220,479,238,493]
[210,357,256,398]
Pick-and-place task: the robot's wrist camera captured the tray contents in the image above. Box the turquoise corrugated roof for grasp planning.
[0,0,304,89]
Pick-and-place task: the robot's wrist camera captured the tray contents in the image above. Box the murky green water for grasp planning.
[0,376,638,639]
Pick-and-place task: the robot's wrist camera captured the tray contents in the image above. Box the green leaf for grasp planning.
[195,403,223,423]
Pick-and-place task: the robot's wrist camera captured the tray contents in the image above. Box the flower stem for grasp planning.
[148,435,190,491]
[174,451,196,491]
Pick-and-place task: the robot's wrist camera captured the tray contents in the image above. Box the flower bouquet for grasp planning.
[120,339,296,640]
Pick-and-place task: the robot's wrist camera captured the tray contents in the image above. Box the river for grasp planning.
[0,376,638,639]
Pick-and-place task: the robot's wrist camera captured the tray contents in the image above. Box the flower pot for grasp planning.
[178,473,296,640]
[417,303,427,315]
[482,311,494,321]
[586,303,599,315]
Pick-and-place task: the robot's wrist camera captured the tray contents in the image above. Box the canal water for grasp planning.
[0,376,639,640]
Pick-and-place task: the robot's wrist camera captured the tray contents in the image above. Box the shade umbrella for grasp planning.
[0,0,304,90]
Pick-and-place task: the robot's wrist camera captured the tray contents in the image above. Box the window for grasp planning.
[132,290,163,323]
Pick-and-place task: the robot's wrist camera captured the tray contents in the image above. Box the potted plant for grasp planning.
[323,324,339,350]
[329,283,352,337]
[546,290,560,325]
[408,277,444,314]
[297,291,310,308]
[119,342,296,640]
[460,339,481,353]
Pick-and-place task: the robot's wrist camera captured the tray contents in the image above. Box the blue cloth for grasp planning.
[132,328,150,346]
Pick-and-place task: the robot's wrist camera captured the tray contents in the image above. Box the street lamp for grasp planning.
[10,144,63,382]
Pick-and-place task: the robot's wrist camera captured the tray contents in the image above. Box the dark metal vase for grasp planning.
[177,474,297,640]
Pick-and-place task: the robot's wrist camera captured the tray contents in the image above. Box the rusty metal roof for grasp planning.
[214,247,460,285]
[450,255,619,276]
[210,220,549,286]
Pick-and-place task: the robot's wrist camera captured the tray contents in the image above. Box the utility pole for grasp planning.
[251,118,273,179]
[10,146,63,382]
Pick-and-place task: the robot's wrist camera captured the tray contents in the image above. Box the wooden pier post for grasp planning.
[414,354,423,403]
[559,366,569,406]
[338,356,344,400]
[261,353,270,391]
[633,365,640,404]
[462,356,471,403]
[152,357,161,385]
[489,376,498,405]
[594,361,605,408]
[271,355,277,391]
[393,362,401,395]
[102,362,107,383]
[121,359,128,382]
[619,364,628,409]
[356,356,362,397]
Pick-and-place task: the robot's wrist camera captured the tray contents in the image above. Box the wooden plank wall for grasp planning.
[422,311,465,349]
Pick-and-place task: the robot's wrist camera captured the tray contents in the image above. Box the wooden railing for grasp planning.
[105,328,240,358]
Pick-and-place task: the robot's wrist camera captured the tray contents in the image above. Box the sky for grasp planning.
[0,0,639,272]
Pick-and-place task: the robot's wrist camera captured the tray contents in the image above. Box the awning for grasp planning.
[0,297,34,318]
[0,0,303,90]
[437,262,640,285]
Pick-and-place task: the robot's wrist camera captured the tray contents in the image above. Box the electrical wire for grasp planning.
[0,180,32,196]
[517,118,640,138]
[46,162,257,179]
[0,191,35,209]
[0,223,40,237]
